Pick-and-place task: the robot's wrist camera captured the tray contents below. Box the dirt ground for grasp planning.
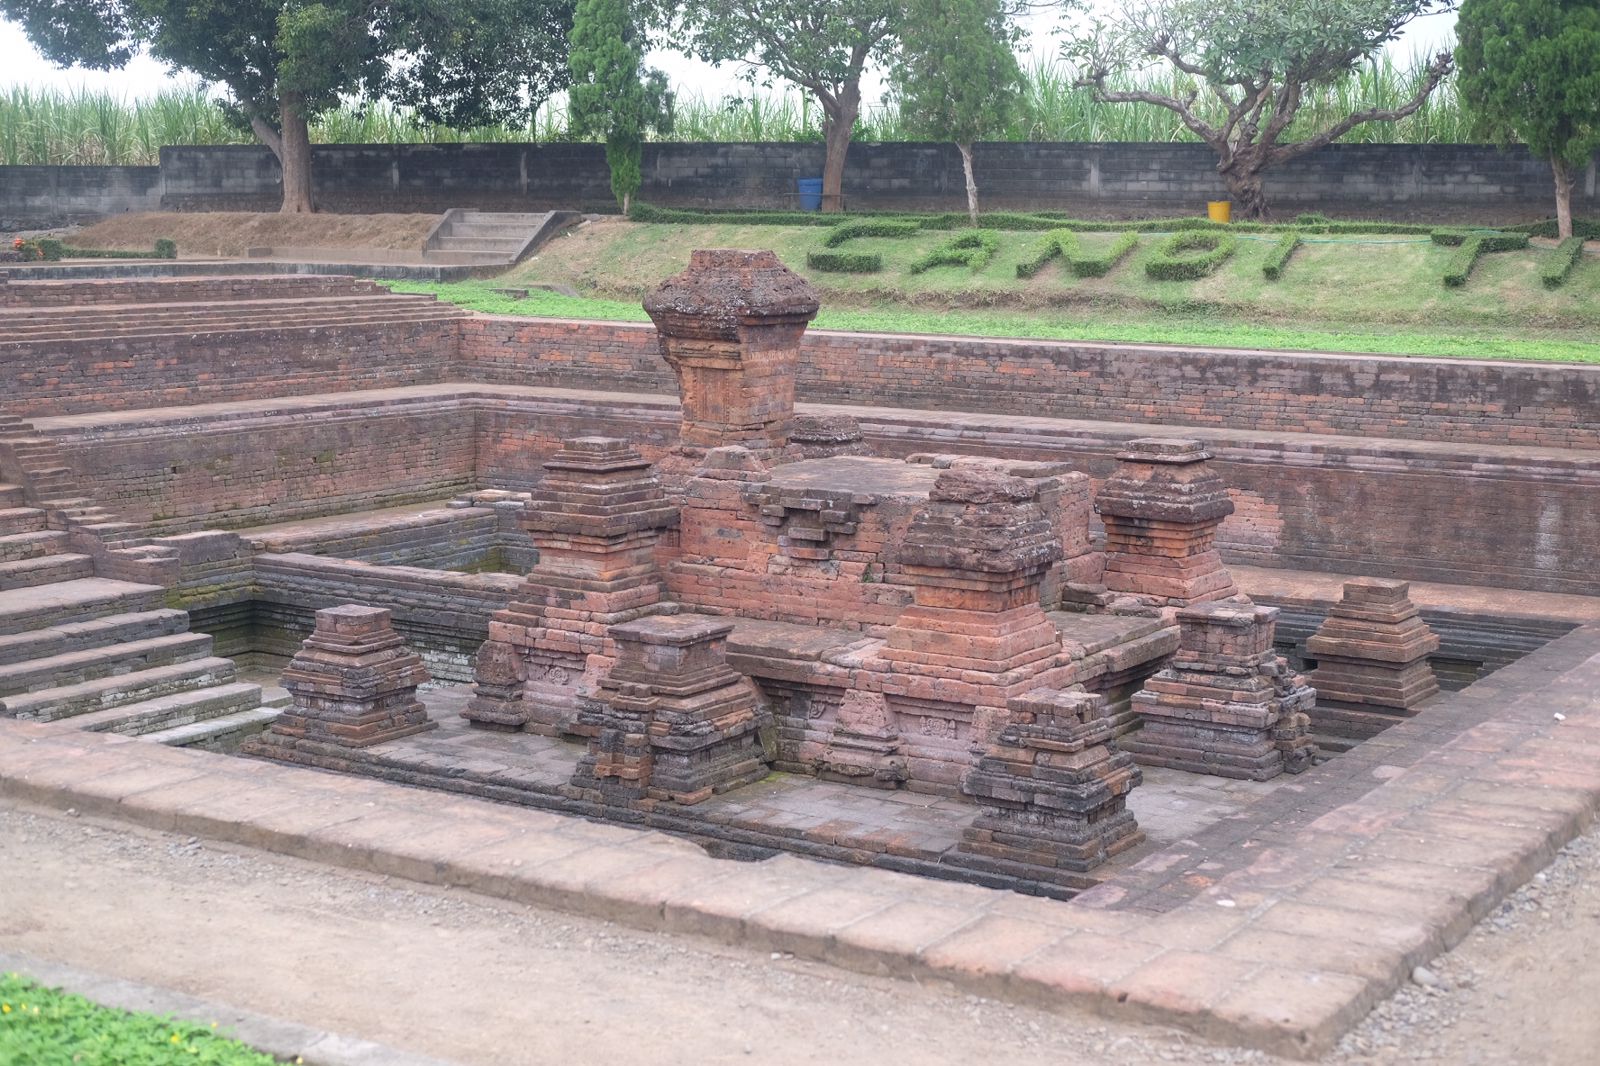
[66,212,442,257]
[0,797,1595,1066]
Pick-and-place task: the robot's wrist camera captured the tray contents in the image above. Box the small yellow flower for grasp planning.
[1,1003,10,1014]
[171,1033,182,1043]
[211,1022,218,1028]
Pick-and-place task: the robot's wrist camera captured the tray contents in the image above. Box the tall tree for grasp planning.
[568,0,672,213]
[676,0,898,212]
[2,0,575,212]
[1456,0,1600,240]
[1067,0,1454,218]
[892,0,1024,223]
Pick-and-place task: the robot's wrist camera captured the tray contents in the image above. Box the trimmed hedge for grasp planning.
[626,201,1439,235]
[1540,237,1588,289]
[34,237,178,261]
[1262,231,1303,280]
[823,219,922,247]
[909,230,999,274]
[1015,229,1079,278]
[1145,231,1237,280]
[806,250,882,273]
[1072,231,1138,277]
[1508,217,1600,241]
[1430,228,1530,251]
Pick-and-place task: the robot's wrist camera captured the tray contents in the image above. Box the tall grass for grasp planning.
[1,55,1475,165]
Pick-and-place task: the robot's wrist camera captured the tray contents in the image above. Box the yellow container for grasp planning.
[1207,200,1232,224]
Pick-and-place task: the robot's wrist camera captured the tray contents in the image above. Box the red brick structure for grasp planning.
[1124,603,1316,780]
[1095,439,1239,616]
[569,614,770,805]
[643,249,819,468]
[465,436,677,734]
[1306,578,1441,752]
[261,604,434,747]
[956,687,1144,885]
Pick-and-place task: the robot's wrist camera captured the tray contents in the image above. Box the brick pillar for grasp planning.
[876,467,1069,792]
[1094,438,1238,616]
[570,615,771,806]
[643,249,819,467]
[1124,603,1316,780]
[464,437,678,734]
[1306,578,1441,752]
[267,605,434,747]
[956,688,1144,882]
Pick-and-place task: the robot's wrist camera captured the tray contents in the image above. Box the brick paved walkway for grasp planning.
[4,622,1598,1058]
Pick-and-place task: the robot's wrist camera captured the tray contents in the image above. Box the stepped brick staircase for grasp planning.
[5,291,467,344]
[422,210,580,266]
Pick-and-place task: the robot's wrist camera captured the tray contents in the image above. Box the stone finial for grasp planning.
[570,614,771,805]
[270,605,434,747]
[786,414,870,460]
[644,249,818,459]
[1094,438,1238,613]
[956,688,1144,881]
[1124,602,1316,780]
[900,468,1063,587]
[819,689,907,788]
[1305,577,1441,751]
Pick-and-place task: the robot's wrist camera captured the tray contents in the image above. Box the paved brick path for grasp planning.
[3,622,1598,1058]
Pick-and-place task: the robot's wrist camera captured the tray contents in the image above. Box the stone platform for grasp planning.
[6,619,1599,1058]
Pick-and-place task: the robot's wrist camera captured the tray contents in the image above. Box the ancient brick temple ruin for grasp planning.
[1305,578,1442,752]
[17,249,1582,903]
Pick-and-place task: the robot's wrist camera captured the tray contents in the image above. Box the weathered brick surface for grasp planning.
[458,318,1600,450]
[2,274,387,308]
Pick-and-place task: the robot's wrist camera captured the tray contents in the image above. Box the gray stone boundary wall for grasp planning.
[5,142,1598,226]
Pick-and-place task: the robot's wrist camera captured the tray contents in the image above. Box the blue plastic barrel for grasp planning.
[796,177,824,211]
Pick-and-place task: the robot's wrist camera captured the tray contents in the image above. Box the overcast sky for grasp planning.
[1,7,1457,104]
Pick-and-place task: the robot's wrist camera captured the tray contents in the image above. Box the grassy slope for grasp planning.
[398,217,1600,363]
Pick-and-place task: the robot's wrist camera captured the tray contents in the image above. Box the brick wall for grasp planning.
[460,318,1600,450]
[46,398,478,533]
[3,319,459,416]
[5,142,1596,224]
[1,274,385,307]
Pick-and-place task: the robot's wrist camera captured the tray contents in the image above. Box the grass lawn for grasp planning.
[0,972,285,1065]
[391,217,1600,363]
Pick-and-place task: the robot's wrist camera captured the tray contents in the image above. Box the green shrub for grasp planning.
[1540,237,1587,289]
[1294,213,1332,226]
[1430,228,1529,251]
[806,250,882,273]
[909,230,999,274]
[1015,229,1078,278]
[1145,230,1238,280]
[1508,217,1600,240]
[1071,231,1138,277]
[1262,231,1303,280]
[973,211,1070,232]
[628,202,838,226]
[154,238,177,259]
[823,219,922,247]
[37,238,64,261]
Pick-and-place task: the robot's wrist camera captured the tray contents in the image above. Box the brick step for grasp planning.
[4,292,443,326]
[141,705,281,749]
[0,632,215,697]
[0,530,73,562]
[3,304,467,339]
[0,579,164,636]
[0,608,190,666]
[0,554,95,590]
[2,310,470,347]
[0,486,26,508]
[5,276,388,308]
[457,211,550,224]
[70,681,266,737]
[0,656,240,722]
[432,236,525,253]
[0,508,48,536]
[446,222,537,239]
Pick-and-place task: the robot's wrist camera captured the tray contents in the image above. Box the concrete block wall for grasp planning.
[4,142,1596,224]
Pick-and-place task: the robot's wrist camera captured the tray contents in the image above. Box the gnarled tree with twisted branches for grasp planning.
[1067,0,1455,218]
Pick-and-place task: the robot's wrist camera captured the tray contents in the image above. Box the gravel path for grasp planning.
[1,799,1593,1065]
